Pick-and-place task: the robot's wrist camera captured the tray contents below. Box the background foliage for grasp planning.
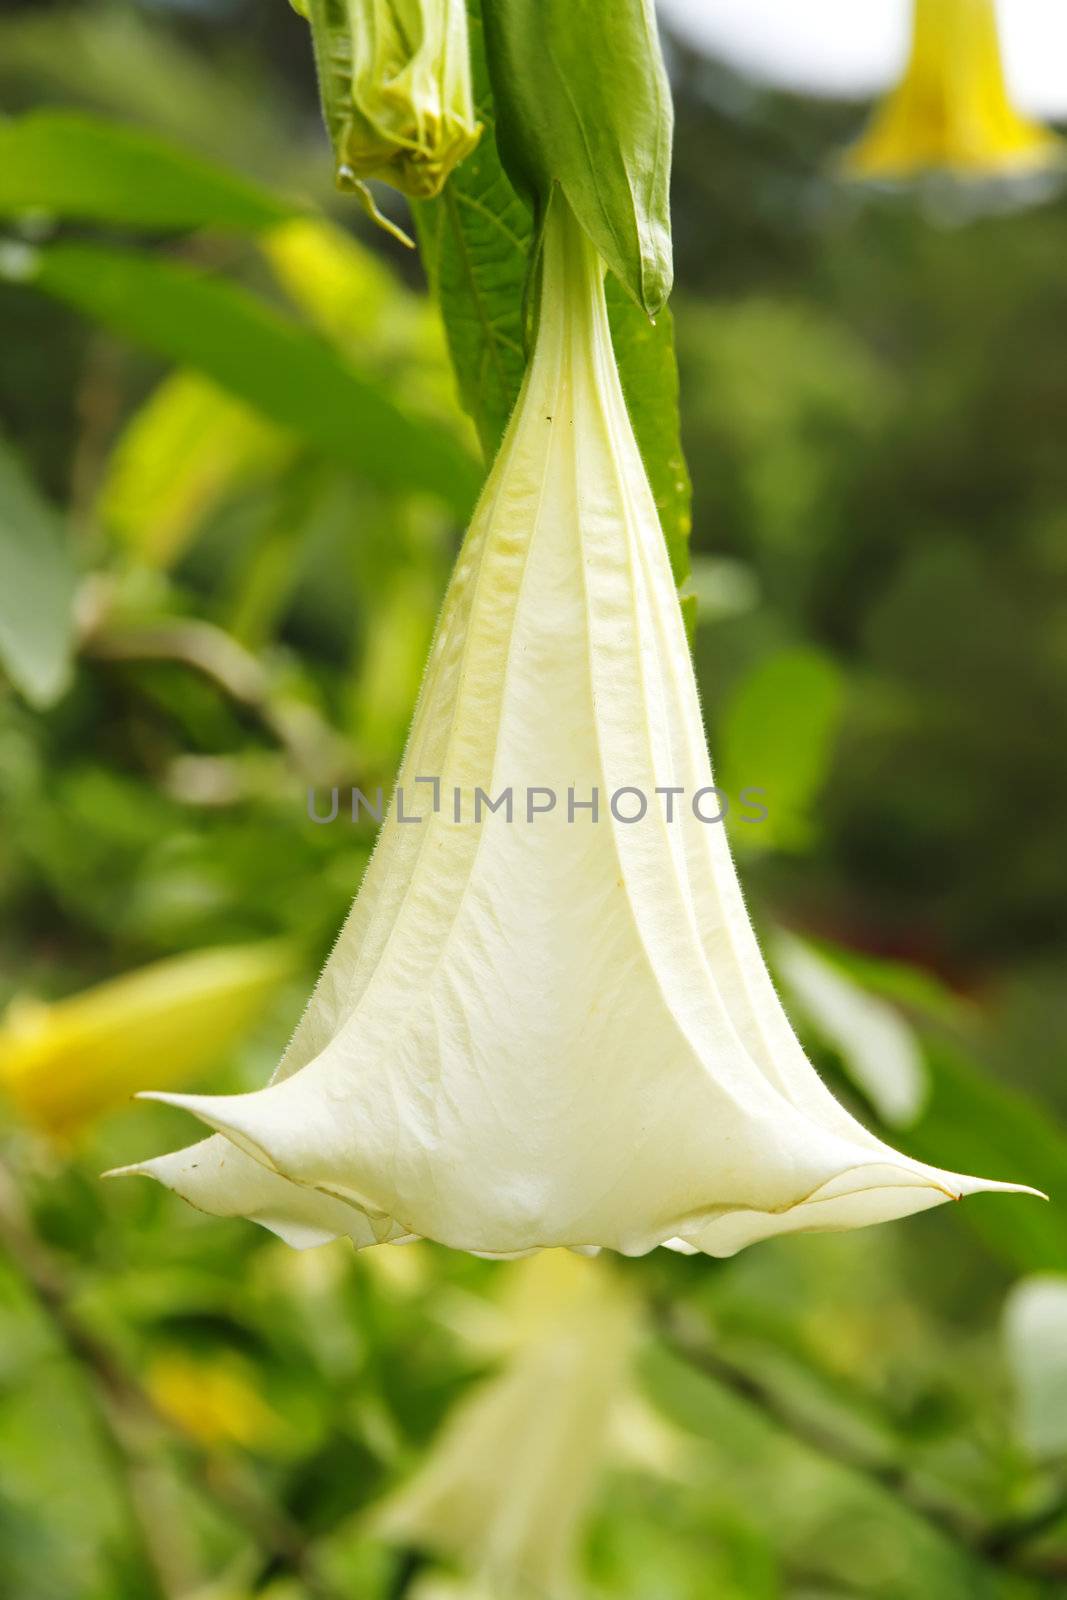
[1,2,1066,1597]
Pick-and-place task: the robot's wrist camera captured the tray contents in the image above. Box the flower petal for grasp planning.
[107,1133,414,1250]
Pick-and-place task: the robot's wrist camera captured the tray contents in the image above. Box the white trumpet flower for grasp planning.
[114,197,1038,1259]
[374,1252,639,1597]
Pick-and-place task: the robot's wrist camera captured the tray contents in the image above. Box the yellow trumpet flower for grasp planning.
[115,195,1038,1260]
[1,943,294,1140]
[844,0,1060,179]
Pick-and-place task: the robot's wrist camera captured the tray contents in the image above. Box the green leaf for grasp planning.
[606,280,691,583]
[717,647,846,851]
[0,5,299,182]
[0,111,294,231]
[415,1,690,575]
[904,1037,1065,1273]
[0,436,77,707]
[481,0,673,316]
[20,242,481,515]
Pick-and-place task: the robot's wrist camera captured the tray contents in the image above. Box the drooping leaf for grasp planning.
[481,0,673,316]
[19,242,481,515]
[0,436,77,707]
[0,111,295,231]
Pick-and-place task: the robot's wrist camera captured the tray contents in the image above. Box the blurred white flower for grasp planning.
[374,1252,639,1598]
[1003,1274,1067,1460]
[114,195,1038,1258]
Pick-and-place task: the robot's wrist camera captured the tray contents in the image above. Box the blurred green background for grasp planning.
[1,2,1066,1597]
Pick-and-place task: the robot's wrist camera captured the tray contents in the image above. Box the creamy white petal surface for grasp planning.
[120,199,1039,1258]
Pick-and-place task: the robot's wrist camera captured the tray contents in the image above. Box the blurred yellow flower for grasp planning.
[296,0,481,237]
[844,0,1060,179]
[120,196,1037,1259]
[1,943,294,1140]
[147,1349,281,1449]
[374,1253,638,1597]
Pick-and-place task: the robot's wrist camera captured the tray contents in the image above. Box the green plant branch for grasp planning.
[0,1156,351,1600]
[655,1302,1067,1583]
[80,598,357,785]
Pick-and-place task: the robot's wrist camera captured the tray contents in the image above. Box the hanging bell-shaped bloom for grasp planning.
[295,0,481,232]
[374,1252,638,1597]
[844,0,1060,179]
[113,195,1039,1259]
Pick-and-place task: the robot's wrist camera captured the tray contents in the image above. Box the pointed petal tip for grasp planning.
[948,1173,1048,1203]
[101,1159,163,1183]
[136,1089,199,1109]
[135,1089,257,1144]
[133,1088,284,1179]
[136,1088,256,1127]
